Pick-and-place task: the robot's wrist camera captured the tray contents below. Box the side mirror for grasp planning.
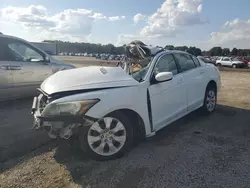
[43,56,50,64]
[45,56,50,62]
[155,72,173,82]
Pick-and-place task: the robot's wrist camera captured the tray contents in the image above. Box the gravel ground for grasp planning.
[0,65,250,188]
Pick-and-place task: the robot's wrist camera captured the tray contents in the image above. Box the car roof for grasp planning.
[156,50,192,57]
[0,33,29,43]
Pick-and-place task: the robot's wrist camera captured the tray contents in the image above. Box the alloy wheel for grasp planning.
[206,90,216,112]
[87,117,126,156]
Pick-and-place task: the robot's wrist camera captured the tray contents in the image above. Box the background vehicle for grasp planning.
[215,57,245,68]
[0,34,75,101]
[32,48,220,160]
[197,56,215,65]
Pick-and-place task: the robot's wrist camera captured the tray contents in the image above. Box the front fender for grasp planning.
[85,86,152,136]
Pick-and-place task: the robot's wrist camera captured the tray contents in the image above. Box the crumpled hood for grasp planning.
[41,66,139,95]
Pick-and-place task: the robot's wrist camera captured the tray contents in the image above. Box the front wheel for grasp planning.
[79,112,133,160]
[201,85,217,114]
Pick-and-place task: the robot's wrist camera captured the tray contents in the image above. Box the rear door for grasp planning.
[4,37,53,97]
[0,37,14,100]
[173,53,206,112]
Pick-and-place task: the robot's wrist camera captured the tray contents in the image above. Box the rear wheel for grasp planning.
[201,84,217,114]
[79,112,133,160]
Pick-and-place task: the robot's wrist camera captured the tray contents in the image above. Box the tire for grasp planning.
[232,64,237,68]
[217,63,221,67]
[201,84,217,114]
[79,111,134,160]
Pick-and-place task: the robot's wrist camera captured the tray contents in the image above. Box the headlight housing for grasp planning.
[41,99,99,117]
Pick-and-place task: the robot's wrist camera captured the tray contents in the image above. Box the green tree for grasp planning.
[164,45,174,50]
[209,47,222,56]
[231,48,238,56]
[222,48,230,56]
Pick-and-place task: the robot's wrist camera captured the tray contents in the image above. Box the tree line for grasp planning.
[43,40,124,55]
[43,40,250,57]
[202,47,250,56]
[164,45,250,57]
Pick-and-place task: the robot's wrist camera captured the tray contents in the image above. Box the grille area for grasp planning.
[39,95,48,114]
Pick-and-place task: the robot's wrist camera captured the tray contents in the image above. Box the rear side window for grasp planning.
[192,56,200,67]
[173,53,196,72]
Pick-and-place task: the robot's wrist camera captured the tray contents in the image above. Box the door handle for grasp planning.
[200,69,204,74]
[9,66,22,70]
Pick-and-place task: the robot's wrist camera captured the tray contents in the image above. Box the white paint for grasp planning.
[41,51,221,137]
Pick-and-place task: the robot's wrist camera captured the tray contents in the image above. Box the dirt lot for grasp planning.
[0,58,250,188]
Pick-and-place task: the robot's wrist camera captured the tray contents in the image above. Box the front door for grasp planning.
[148,53,187,131]
[4,38,53,97]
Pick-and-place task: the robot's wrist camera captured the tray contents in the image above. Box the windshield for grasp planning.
[131,58,152,82]
[131,64,151,82]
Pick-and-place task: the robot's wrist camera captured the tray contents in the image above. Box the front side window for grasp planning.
[154,54,178,75]
[6,39,44,62]
[173,53,196,72]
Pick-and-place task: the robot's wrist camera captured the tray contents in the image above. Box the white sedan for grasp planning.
[215,57,245,68]
[32,50,221,160]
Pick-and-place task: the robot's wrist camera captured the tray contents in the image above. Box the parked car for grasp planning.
[32,50,221,160]
[0,34,75,101]
[237,56,250,64]
[234,56,250,67]
[215,57,245,68]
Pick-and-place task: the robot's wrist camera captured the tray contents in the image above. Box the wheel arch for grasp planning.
[106,109,146,139]
[207,80,217,92]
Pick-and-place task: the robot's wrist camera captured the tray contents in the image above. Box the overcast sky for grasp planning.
[0,0,250,50]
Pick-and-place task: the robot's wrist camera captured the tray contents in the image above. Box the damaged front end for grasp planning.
[31,91,99,139]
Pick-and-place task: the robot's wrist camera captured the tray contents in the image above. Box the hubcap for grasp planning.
[87,117,126,156]
[206,90,216,112]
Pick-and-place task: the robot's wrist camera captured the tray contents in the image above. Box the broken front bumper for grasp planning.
[31,95,97,139]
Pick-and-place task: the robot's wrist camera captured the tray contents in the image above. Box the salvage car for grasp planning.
[0,33,75,101]
[32,41,221,160]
